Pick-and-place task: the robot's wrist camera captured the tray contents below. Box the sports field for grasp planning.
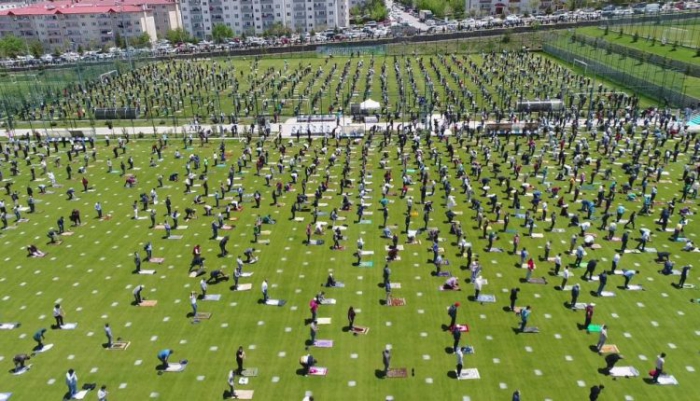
[1,51,652,130]
[0,121,699,400]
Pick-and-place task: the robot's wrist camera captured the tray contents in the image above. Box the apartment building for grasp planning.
[180,0,350,39]
[0,0,181,50]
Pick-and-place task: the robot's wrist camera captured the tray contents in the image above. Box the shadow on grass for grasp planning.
[444,347,454,354]
[374,369,386,379]
[447,370,458,379]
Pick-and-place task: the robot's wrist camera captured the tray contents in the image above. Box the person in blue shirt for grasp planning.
[519,306,531,332]
[33,328,47,349]
[158,349,174,368]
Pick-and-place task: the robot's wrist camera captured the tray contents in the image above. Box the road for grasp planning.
[385,0,430,32]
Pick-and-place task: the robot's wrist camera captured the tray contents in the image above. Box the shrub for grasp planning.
[632,32,639,43]
[603,25,609,36]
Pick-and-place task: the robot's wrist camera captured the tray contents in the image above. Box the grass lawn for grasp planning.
[549,35,700,100]
[2,50,659,131]
[574,25,700,64]
[0,126,698,400]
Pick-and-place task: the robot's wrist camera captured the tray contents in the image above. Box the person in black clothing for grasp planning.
[589,384,604,401]
[509,288,520,311]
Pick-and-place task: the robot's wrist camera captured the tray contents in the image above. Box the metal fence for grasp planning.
[543,42,698,108]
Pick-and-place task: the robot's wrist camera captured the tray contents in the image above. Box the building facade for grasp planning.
[465,0,544,15]
[180,0,350,39]
[0,0,181,50]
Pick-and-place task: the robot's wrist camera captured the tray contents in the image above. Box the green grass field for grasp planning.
[549,35,700,100]
[0,128,699,400]
[573,25,700,64]
[0,50,660,131]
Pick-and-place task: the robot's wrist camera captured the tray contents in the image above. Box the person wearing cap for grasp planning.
[447,302,459,330]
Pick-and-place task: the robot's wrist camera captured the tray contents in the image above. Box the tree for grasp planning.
[262,22,292,38]
[0,35,27,58]
[212,23,234,43]
[132,33,152,48]
[165,28,191,44]
[28,40,44,58]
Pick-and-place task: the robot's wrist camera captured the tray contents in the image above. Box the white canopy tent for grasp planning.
[359,99,380,111]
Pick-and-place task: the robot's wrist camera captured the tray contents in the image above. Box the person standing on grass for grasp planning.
[622,270,640,289]
[560,266,572,290]
[596,325,608,352]
[452,325,461,352]
[262,279,269,303]
[157,349,173,368]
[455,347,463,379]
[589,384,604,401]
[200,278,208,298]
[519,306,531,332]
[584,304,594,328]
[652,353,666,383]
[227,369,238,399]
[236,346,246,374]
[190,291,198,316]
[509,288,519,311]
[310,320,318,344]
[447,302,459,330]
[144,242,153,261]
[104,323,113,347]
[53,304,65,328]
[571,283,581,308]
[512,390,521,401]
[65,369,78,398]
[678,265,691,288]
[596,271,608,297]
[347,306,356,330]
[382,347,391,377]
[133,285,144,305]
[134,251,141,273]
[33,328,47,349]
[97,385,108,401]
[94,202,102,219]
[385,281,392,306]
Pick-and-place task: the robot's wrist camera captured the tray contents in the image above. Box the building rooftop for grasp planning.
[0,0,175,16]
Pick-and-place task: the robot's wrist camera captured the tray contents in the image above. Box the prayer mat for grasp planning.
[521,327,540,333]
[436,271,451,277]
[265,299,286,306]
[587,324,603,333]
[235,283,252,291]
[308,367,327,376]
[359,250,374,256]
[600,344,619,354]
[241,368,258,377]
[359,220,372,224]
[194,312,212,320]
[203,294,222,301]
[232,390,254,399]
[657,375,679,385]
[476,294,496,303]
[167,235,183,240]
[626,285,644,291]
[530,233,544,238]
[459,368,480,380]
[34,344,54,353]
[11,365,31,375]
[351,326,369,334]
[240,272,253,277]
[462,346,475,354]
[148,258,165,264]
[109,342,130,350]
[309,239,325,245]
[599,291,616,297]
[257,239,271,245]
[139,300,158,307]
[331,282,345,288]
[609,366,639,377]
[0,323,20,330]
[139,270,156,275]
[456,324,469,332]
[313,340,334,348]
[60,323,78,330]
[389,298,406,307]
[527,278,547,285]
[60,231,74,236]
[320,298,336,305]
[358,261,374,267]
[386,368,407,378]
[72,390,89,399]
[164,362,188,372]
[316,318,332,325]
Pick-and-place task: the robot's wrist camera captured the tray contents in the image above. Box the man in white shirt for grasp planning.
[455,347,464,379]
[200,278,208,298]
[227,369,237,398]
[262,279,269,302]
[652,353,665,383]
[97,385,108,401]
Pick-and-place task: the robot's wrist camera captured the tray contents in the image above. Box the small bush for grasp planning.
[159,120,166,125]
[672,41,678,51]
[632,32,639,43]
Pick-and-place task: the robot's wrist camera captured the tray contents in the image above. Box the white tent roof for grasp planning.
[360,99,380,110]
